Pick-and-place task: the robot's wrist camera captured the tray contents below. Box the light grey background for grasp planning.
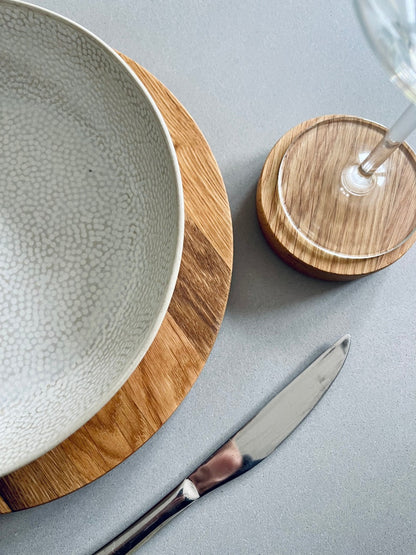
[1,1,415,554]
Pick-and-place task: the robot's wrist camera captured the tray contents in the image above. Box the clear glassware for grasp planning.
[277,0,416,259]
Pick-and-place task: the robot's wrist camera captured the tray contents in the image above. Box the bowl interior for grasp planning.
[0,1,183,476]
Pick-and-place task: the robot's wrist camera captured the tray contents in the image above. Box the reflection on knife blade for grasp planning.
[189,439,244,495]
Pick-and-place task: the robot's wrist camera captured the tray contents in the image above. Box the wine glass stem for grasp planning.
[359,103,416,177]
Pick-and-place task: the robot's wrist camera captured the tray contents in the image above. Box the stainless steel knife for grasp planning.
[95,335,350,554]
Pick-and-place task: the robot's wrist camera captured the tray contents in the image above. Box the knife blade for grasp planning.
[95,334,350,554]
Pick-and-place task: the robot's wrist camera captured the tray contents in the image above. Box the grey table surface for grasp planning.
[1,1,416,554]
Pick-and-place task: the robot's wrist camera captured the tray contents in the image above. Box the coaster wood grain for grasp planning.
[256,114,416,280]
[0,53,233,512]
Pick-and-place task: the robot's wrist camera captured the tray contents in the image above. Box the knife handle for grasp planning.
[94,479,200,554]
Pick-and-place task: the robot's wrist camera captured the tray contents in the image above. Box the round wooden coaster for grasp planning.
[256,115,416,280]
[0,54,233,512]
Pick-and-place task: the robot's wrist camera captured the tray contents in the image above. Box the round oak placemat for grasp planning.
[0,53,233,512]
[257,114,416,280]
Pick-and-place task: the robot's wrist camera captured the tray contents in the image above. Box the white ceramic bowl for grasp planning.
[0,0,184,476]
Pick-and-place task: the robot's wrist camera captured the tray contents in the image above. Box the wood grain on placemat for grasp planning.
[0,54,233,512]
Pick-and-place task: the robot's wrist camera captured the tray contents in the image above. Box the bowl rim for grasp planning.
[1,0,184,475]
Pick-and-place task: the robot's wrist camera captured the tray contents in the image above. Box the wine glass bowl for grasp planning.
[355,0,416,106]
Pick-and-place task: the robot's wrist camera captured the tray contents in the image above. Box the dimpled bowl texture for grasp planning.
[0,0,184,476]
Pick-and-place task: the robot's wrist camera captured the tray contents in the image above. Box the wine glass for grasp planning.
[277,0,416,260]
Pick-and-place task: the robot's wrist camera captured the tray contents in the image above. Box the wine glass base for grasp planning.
[256,114,416,280]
